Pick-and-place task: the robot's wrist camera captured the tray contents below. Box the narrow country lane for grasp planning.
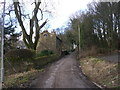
[30,52,101,89]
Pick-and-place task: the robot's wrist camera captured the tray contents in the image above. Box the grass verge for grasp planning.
[3,54,61,88]
[3,69,44,88]
[80,57,119,88]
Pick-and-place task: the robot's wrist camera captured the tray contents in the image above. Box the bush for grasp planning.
[36,50,54,57]
[61,50,69,56]
[4,49,59,76]
[33,54,59,69]
[5,49,35,61]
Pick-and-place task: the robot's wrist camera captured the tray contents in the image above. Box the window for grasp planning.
[44,34,47,36]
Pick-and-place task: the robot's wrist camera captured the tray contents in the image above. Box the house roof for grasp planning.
[41,30,49,34]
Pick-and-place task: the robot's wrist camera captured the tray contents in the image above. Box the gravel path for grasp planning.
[30,53,101,89]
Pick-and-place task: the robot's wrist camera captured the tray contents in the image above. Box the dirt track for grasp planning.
[30,53,101,89]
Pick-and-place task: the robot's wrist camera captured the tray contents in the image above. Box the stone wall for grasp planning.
[36,31,60,53]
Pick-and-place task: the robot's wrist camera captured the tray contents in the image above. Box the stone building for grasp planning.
[36,30,62,54]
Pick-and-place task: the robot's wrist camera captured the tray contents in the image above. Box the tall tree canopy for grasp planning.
[0,3,21,53]
[63,1,120,51]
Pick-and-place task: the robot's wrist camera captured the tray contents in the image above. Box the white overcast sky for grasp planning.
[0,0,96,32]
[40,0,119,30]
[45,0,95,30]
[18,0,95,31]
[0,0,119,31]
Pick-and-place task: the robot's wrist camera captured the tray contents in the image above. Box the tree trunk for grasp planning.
[13,1,47,50]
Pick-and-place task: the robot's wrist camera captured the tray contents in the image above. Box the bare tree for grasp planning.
[13,0,48,50]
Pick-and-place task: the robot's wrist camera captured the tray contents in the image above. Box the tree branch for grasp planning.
[38,19,48,30]
[13,1,28,37]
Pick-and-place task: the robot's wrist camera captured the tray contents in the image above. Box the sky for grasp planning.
[47,0,94,30]
[0,0,96,33]
[15,0,95,32]
[0,0,119,32]
[41,0,120,30]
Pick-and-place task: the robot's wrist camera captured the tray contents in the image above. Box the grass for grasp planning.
[112,86,120,90]
[80,57,119,88]
[3,69,43,88]
[3,54,60,88]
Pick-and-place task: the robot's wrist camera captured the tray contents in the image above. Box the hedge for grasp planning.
[36,50,54,57]
[32,54,59,69]
[4,50,60,76]
[5,49,35,62]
